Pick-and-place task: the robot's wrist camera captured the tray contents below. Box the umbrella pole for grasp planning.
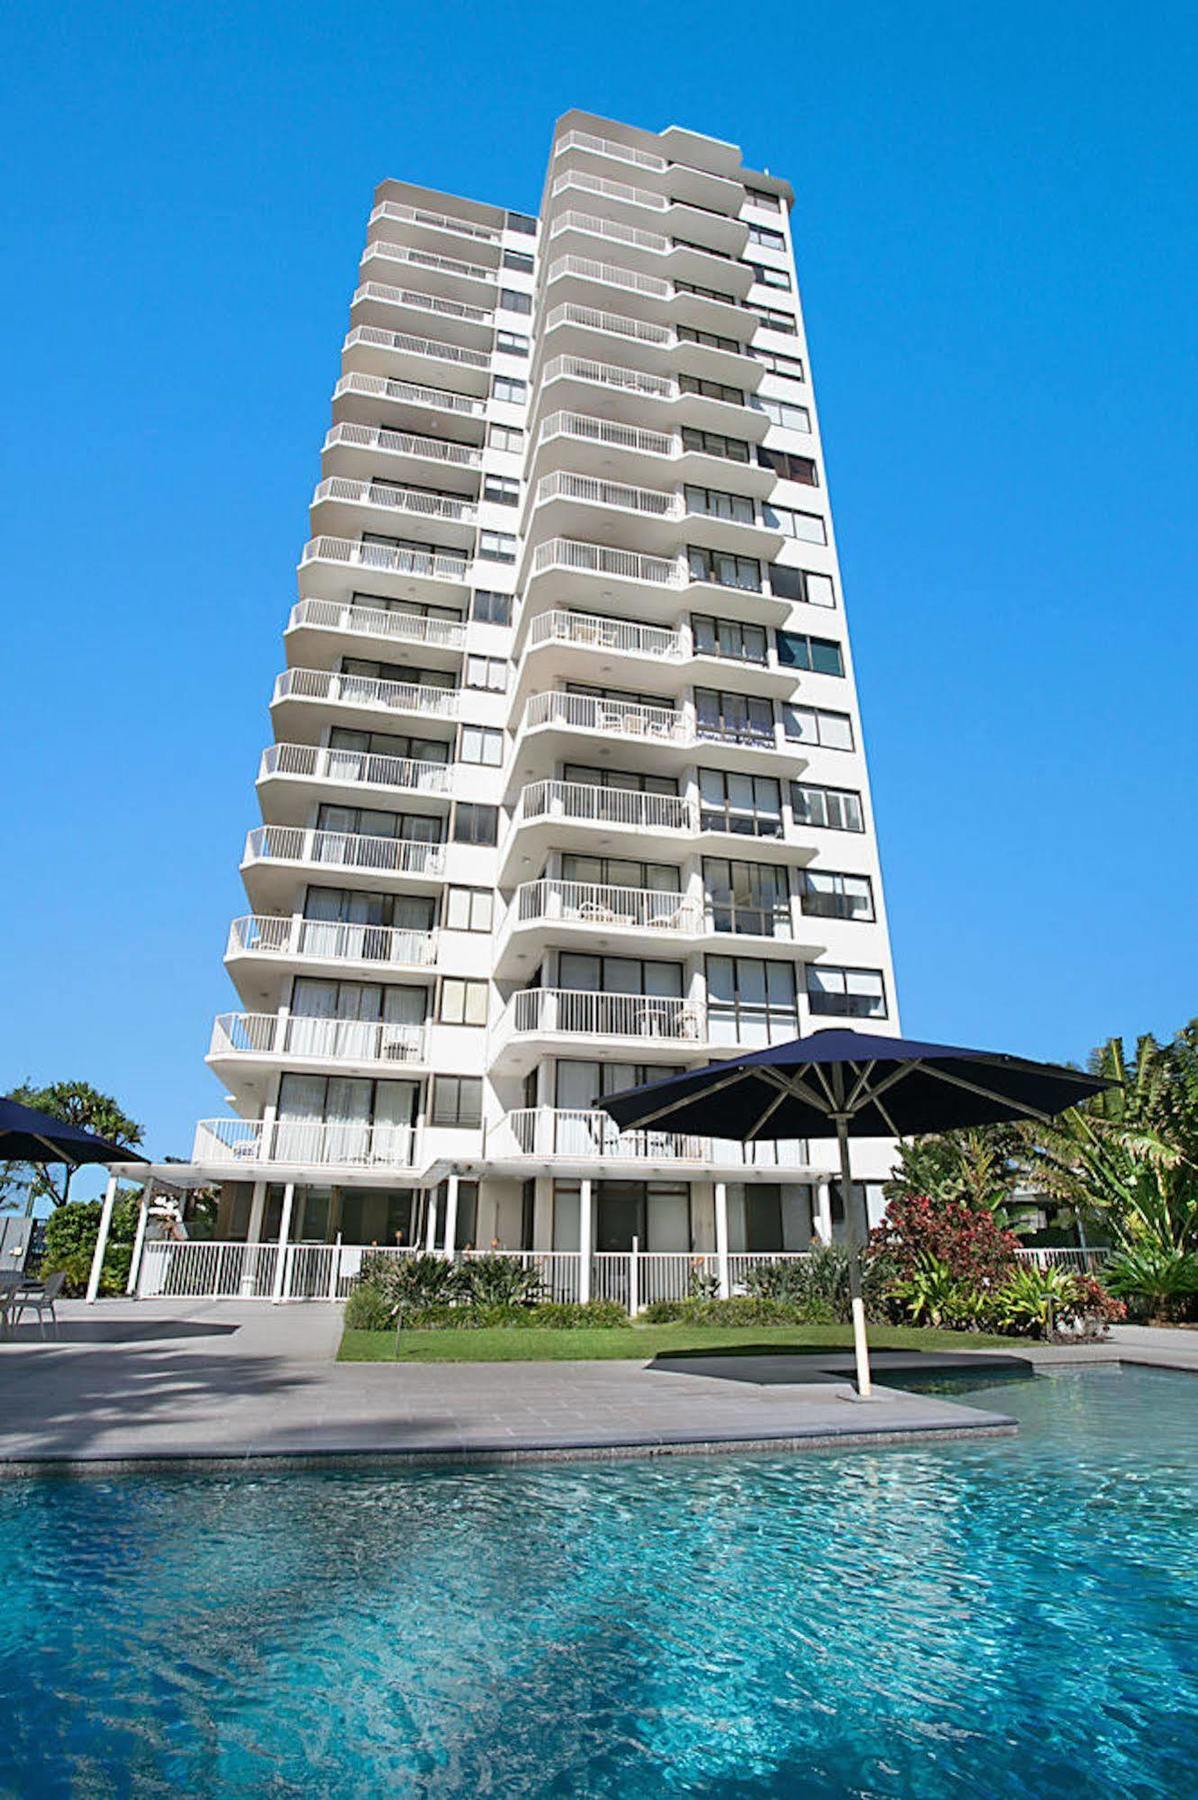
[836,1118,873,1399]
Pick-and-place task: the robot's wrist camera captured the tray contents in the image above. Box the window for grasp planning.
[704,859,791,937]
[483,473,520,505]
[559,952,684,998]
[753,400,812,436]
[679,373,744,406]
[767,565,835,607]
[677,325,742,353]
[349,590,462,626]
[744,260,792,291]
[477,529,517,562]
[680,425,750,463]
[674,278,736,305]
[688,544,761,591]
[691,614,767,664]
[745,186,782,213]
[506,210,537,236]
[492,374,527,404]
[775,631,843,675]
[466,653,507,691]
[747,223,786,250]
[671,234,733,261]
[749,304,798,335]
[560,853,681,892]
[695,687,775,746]
[471,588,512,626]
[452,802,498,845]
[791,782,864,833]
[706,955,799,1045]
[684,485,754,524]
[328,726,450,768]
[556,1059,683,1106]
[783,705,854,750]
[495,329,530,356]
[498,287,533,315]
[488,423,524,453]
[806,964,887,1019]
[458,724,503,766]
[751,346,805,383]
[445,886,494,931]
[439,978,489,1026]
[762,504,826,545]
[699,769,783,837]
[800,871,875,922]
[502,249,535,273]
[563,762,678,796]
[315,803,444,846]
[431,1074,483,1127]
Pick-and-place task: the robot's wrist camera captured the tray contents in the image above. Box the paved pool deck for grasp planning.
[0,1302,1192,1473]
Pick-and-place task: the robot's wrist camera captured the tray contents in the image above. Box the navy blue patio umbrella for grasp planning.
[0,1095,147,1188]
[598,1029,1112,1395]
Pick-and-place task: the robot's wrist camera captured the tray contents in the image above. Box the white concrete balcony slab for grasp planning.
[341,325,492,395]
[270,667,459,741]
[546,209,751,297]
[528,469,683,557]
[331,370,487,439]
[298,535,471,604]
[517,607,689,690]
[495,878,702,975]
[491,989,706,1073]
[531,409,776,502]
[524,535,685,615]
[349,280,494,349]
[367,199,502,255]
[256,742,453,823]
[284,597,466,669]
[359,238,498,304]
[553,127,745,218]
[489,1108,811,1174]
[519,687,692,757]
[542,253,674,319]
[539,301,759,392]
[548,171,748,258]
[309,476,478,548]
[534,351,765,444]
[241,825,447,912]
[500,778,698,884]
[193,1116,417,1173]
[226,913,439,983]
[555,127,668,174]
[208,1011,428,1082]
[321,422,481,494]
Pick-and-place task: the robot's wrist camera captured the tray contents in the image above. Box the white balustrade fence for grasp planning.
[531,536,683,587]
[191,1117,416,1169]
[537,410,674,460]
[259,741,453,797]
[367,200,501,244]
[227,914,438,969]
[544,254,671,301]
[541,352,675,401]
[351,280,494,326]
[361,237,497,286]
[324,420,483,467]
[333,368,485,417]
[535,469,679,518]
[549,209,670,255]
[210,1012,427,1067]
[523,688,690,744]
[273,664,461,718]
[508,988,706,1042]
[313,474,478,523]
[511,878,701,935]
[288,596,466,649]
[555,129,668,173]
[244,825,446,879]
[542,301,673,347]
[525,608,688,661]
[515,778,698,835]
[343,324,492,370]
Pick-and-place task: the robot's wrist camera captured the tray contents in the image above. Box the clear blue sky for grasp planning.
[2,0,1195,1182]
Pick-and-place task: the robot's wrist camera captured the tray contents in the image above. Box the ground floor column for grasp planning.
[814,1179,833,1245]
[270,1182,295,1304]
[86,1174,120,1305]
[246,1180,268,1245]
[578,1177,592,1303]
[442,1175,460,1257]
[125,1182,151,1296]
[424,1186,439,1253]
[714,1180,730,1298]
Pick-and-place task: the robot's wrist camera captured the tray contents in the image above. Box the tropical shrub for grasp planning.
[885,1253,978,1329]
[1105,1243,1198,1322]
[359,1252,469,1317]
[462,1253,545,1306]
[869,1193,1020,1286]
[40,1195,140,1297]
[343,1282,394,1331]
[641,1296,814,1326]
[987,1263,1078,1339]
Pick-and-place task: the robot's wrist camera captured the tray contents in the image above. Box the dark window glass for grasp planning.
[452,803,498,846]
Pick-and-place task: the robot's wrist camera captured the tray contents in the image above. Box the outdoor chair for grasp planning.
[15,1270,65,1339]
[0,1270,22,1339]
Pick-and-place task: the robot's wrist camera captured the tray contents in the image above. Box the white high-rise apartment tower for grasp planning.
[189,112,899,1301]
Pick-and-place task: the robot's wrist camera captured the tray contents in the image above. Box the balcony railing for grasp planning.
[368,200,501,245]
[287,596,466,651]
[343,324,492,371]
[506,989,705,1042]
[324,421,482,468]
[272,666,460,719]
[534,469,680,520]
[522,688,690,745]
[555,129,667,173]
[210,1011,427,1067]
[351,280,493,326]
[243,825,446,879]
[312,476,478,525]
[541,301,673,348]
[299,536,470,587]
[544,254,671,301]
[258,741,452,796]
[537,410,674,460]
[361,239,497,287]
[226,914,438,969]
[510,879,701,936]
[192,1116,416,1169]
[551,170,668,213]
[530,536,683,588]
[333,370,485,418]
[500,1108,705,1161]
[514,779,697,835]
[524,608,688,662]
[541,351,675,402]
[549,209,670,256]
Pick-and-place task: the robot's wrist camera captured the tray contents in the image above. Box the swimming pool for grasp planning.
[3,1365,1196,1796]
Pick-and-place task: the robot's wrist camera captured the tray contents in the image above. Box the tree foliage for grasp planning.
[4,1080,143,1208]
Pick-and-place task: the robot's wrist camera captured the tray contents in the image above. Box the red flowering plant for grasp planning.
[868,1193,1020,1287]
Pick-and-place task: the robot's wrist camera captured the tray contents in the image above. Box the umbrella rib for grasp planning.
[917,1062,1058,1124]
[756,1066,840,1112]
[744,1084,792,1141]
[619,1062,756,1129]
[845,1060,878,1110]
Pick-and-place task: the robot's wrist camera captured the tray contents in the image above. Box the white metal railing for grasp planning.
[343,324,492,371]
[541,351,675,401]
[522,688,690,744]
[243,825,446,879]
[258,741,452,797]
[226,914,438,969]
[537,410,674,459]
[541,301,673,348]
[497,1109,707,1161]
[138,1239,281,1300]
[551,169,668,213]
[312,475,478,524]
[191,1117,417,1171]
[287,596,466,650]
[507,989,705,1042]
[531,536,683,587]
[351,280,493,326]
[333,369,486,418]
[509,878,701,936]
[544,255,671,301]
[555,129,667,173]
[1014,1247,1109,1273]
[535,469,679,519]
[300,535,470,587]
[361,237,497,287]
[524,608,688,661]
[549,209,670,256]
[514,778,697,834]
[209,1011,428,1067]
[368,200,501,245]
[272,665,461,719]
[323,421,482,468]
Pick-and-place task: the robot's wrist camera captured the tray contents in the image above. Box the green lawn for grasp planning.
[339,1321,1019,1363]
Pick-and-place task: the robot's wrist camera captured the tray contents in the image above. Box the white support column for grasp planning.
[86,1175,120,1305]
[246,1180,267,1246]
[815,1179,833,1246]
[578,1177,592,1303]
[629,1234,640,1319]
[270,1182,295,1304]
[714,1180,730,1299]
[126,1183,151,1296]
[442,1175,460,1259]
[425,1186,439,1253]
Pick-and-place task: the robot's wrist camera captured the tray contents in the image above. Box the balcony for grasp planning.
[270,667,459,740]
[341,324,492,395]
[548,171,749,259]
[489,1108,809,1172]
[226,913,439,977]
[349,280,494,348]
[321,422,481,493]
[525,535,685,615]
[367,199,502,252]
[331,370,487,436]
[519,608,689,688]
[285,597,466,669]
[298,536,470,603]
[208,1011,429,1083]
[500,778,697,885]
[242,825,446,911]
[553,127,746,218]
[192,1116,416,1173]
[359,238,499,303]
[555,128,668,174]
[493,990,706,1071]
[519,688,691,755]
[531,409,776,499]
[256,742,453,822]
[495,879,701,975]
[540,301,757,391]
[308,476,478,546]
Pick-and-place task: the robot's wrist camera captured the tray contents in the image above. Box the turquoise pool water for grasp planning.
[3,1365,1196,1797]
